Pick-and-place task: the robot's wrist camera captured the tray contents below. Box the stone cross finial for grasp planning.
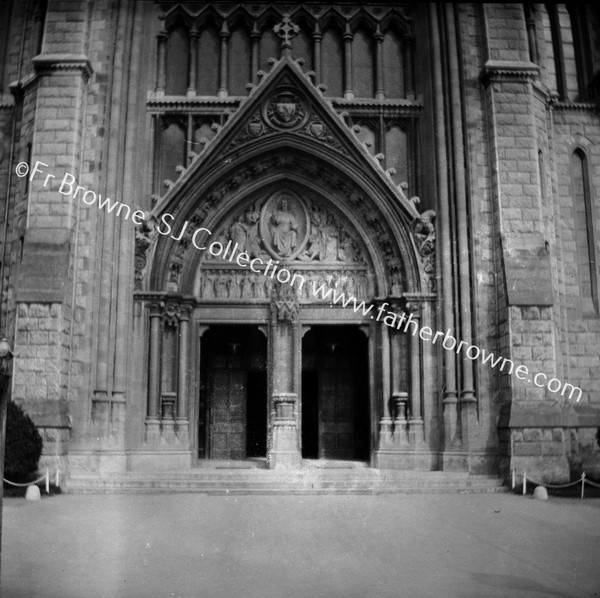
[274,16,299,57]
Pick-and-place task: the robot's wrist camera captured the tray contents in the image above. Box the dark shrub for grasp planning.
[4,401,43,483]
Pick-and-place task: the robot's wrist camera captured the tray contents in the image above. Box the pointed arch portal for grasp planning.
[135,58,436,469]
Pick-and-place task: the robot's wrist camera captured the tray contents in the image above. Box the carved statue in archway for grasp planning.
[268,196,299,257]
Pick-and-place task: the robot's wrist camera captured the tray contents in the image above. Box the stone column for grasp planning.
[187,28,198,97]
[251,23,260,85]
[374,318,394,464]
[176,305,191,444]
[268,292,300,468]
[429,4,459,454]
[156,30,167,95]
[313,24,322,84]
[405,35,415,99]
[420,298,436,448]
[374,25,385,100]
[146,302,162,442]
[218,22,230,98]
[445,4,477,450]
[390,329,408,443]
[380,324,392,431]
[343,23,353,100]
[408,310,424,445]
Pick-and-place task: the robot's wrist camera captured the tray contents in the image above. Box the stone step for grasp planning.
[65,471,507,495]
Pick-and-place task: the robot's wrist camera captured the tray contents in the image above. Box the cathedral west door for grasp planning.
[139,49,432,470]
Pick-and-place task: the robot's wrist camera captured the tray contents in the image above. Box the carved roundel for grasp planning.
[263,88,309,130]
[259,191,310,261]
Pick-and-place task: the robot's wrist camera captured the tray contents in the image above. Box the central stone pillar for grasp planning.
[267,285,301,469]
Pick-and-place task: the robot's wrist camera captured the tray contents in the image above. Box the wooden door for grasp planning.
[208,353,246,460]
[319,354,355,459]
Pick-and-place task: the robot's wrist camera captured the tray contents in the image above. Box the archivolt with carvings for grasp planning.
[141,151,416,296]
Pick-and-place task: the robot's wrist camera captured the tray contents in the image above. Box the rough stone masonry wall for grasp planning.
[1,0,41,343]
[61,0,113,452]
[550,107,600,405]
[552,107,600,475]
[6,0,107,478]
[12,303,71,473]
[539,4,600,475]
[478,3,571,482]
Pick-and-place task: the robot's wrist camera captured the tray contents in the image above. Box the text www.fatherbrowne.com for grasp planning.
[17,160,582,403]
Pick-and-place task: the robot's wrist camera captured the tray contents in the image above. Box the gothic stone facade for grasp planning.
[1,2,599,483]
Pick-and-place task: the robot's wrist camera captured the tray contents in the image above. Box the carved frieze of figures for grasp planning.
[198,267,369,302]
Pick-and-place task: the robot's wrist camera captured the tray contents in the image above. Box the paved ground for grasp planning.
[1,492,599,598]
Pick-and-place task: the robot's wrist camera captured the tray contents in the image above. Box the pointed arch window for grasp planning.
[571,149,598,315]
[166,26,190,95]
[322,27,343,97]
[383,28,404,98]
[229,26,252,95]
[197,25,220,95]
[352,27,374,98]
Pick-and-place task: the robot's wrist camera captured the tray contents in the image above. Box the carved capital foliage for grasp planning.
[162,301,181,326]
[381,296,422,319]
[148,301,163,318]
[271,281,299,322]
[147,298,193,323]
[178,304,193,321]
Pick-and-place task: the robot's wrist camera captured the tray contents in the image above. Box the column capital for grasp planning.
[148,301,164,318]
[178,304,193,321]
[374,25,384,43]
[220,21,230,39]
[343,22,353,41]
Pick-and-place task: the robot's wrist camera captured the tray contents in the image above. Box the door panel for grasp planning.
[209,367,246,459]
[302,326,369,461]
[301,371,319,459]
[320,368,355,459]
[246,370,267,457]
[199,326,267,461]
